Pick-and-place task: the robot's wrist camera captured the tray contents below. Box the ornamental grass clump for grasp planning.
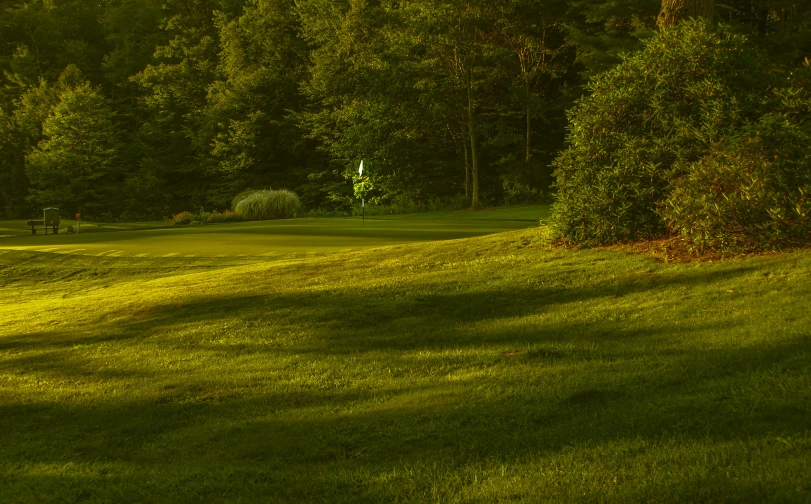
[231,190,260,211]
[234,189,301,221]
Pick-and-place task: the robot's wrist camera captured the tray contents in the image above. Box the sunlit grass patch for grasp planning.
[0,205,550,258]
[0,217,809,502]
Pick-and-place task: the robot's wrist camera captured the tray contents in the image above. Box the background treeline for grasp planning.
[0,0,809,220]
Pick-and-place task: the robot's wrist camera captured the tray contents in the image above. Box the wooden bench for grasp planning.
[27,220,60,235]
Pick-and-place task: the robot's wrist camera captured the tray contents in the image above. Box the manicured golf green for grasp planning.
[1,207,809,502]
[0,206,548,258]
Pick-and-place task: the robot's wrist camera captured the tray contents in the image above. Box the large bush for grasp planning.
[662,89,811,250]
[234,189,301,220]
[551,21,777,246]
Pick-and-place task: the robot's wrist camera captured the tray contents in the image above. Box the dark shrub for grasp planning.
[551,21,770,245]
[662,88,811,251]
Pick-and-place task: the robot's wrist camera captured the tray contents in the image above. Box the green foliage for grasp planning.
[565,0,659,76]
[234,189,301,220]
[197,0,315,207]
[551,21,774,245]
[206,210,244,223]
[662,87,811,251]
[1,0,810,219]
[25,81,123,216]
[501,169,548,205]
[173,209,244,225]
[0,108,27,218]
[351,194,471,217]
[719,0,811,67]
[172,211,194,225]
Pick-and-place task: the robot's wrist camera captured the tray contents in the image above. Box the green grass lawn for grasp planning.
[0,220,173,238]
[0,205,549,258]
[1,206,809,502]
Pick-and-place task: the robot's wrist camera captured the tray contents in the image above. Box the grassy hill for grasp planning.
[1,208,809,502]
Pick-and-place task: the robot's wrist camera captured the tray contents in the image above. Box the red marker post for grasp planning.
[76,213,81,234]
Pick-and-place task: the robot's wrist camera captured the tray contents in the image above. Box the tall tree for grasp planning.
[0,107,27,218]
[26,81,123,216]
[0,67,67,218]
[564,0,660,76]
[410,0,504,208]
[494,0,574,202]
[299,0,455,208]
[202,0,312,205]
[132,0,233,214]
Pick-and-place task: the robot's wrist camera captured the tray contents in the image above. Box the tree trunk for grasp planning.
[525,80,531,163]
[463,130,471,199]
[469,132,480,209]
[467,69,480,209]
[658,0,715,28]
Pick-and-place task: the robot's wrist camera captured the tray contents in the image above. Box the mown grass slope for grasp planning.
[1,217,809,502]
[0,206,547,257]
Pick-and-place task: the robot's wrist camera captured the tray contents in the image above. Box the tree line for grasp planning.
[0,0,808,220]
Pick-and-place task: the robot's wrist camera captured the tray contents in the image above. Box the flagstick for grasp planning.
[359,160,365,226]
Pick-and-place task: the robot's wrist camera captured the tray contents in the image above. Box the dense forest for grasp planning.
[0,0,809,221]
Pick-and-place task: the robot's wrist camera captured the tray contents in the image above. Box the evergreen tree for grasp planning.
[0,107,28,218]
[26,82,123,217]
[131,0,234,214]
[202,0,313,206]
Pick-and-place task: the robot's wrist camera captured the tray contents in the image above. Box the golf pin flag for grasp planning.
[359,160,365,208]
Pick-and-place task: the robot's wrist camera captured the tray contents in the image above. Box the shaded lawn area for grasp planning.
[0,226,809,502]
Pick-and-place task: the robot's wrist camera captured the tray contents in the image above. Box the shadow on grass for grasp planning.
[0,258,772,354]
[2,255,810,501]
[2,334,809,501]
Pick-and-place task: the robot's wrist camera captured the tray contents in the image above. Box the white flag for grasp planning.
[358,160,363,176]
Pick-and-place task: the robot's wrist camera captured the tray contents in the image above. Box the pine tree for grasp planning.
[26,82,123,216]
